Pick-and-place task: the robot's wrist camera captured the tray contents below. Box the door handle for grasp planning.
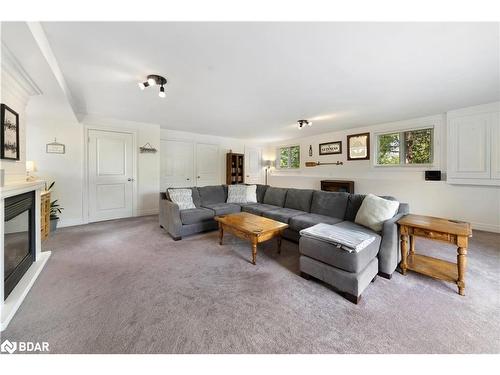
[128,178,135,182]
[246,175,249,177]
[197,176,200,179]
[186,178,190,181]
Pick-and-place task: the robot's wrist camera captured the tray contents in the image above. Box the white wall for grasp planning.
[0,47,30,183]
[265,113,500,233]
[160,129,263,187]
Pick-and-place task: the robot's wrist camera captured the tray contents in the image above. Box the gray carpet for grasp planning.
[2,215,499,353]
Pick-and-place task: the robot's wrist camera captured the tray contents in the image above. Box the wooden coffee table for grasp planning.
[215,212,289,265]
[397,214,472,296]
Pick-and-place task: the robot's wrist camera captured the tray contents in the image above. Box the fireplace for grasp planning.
[4,191,36,300]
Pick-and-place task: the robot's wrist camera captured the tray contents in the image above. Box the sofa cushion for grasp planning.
[180,208,215,225]
[263,187,287,207]
[289,213,343,232]
[255,184,268,203]
[197,185,227,206]
[299,233,380,273]
[355,194,400,232]
[167,188,196,210]
[242,203,281,216]
[262,208,304,223]
[202,203,241,216]
[310,191,349,219]
[284,188,314,212]
[344,194,397,222]
[246,185,258,203]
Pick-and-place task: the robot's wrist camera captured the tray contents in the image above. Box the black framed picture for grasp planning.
[319,141,342,155]
[1,104,20,161]
[347,132,370,161]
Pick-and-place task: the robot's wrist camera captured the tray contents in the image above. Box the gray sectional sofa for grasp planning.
[159,184,409,282]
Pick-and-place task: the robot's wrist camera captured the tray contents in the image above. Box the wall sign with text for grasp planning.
[319,141,342,155]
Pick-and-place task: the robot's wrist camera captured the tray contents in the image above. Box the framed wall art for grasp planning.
[319,141,342,155]
[1,103,20,160]
[347,132,370,161]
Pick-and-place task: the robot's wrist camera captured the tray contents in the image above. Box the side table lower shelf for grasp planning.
[406,254,458,283]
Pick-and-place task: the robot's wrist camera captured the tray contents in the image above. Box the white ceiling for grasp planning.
[40,22,499,141]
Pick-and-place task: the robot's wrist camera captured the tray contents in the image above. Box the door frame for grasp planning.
[83,125,138,224]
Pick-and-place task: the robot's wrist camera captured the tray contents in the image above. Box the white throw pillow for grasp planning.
[245,185,257,203]
[355,194,400,232]
[227,185,248,203]
[167,188,196,210]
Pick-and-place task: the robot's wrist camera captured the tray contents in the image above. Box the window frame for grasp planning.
[374,126,435,167]
[276,144,301,169]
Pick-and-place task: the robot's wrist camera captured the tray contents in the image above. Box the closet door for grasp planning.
[195,143,220,186]
[244,146,262,184]
[160,140,194,189]
[448,113,491,180]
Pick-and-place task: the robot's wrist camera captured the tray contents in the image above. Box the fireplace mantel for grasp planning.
[1,179,51,331]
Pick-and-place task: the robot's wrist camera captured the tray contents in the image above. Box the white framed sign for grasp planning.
[46,139,65,154]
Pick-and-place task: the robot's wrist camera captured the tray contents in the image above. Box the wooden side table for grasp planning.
[41,190,51,241]
[397,214,472,296]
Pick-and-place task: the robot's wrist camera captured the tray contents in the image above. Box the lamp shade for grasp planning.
[26,160,37,172]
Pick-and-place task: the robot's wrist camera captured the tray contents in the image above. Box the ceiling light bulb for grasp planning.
[159,86,166,98]
[308,121,312,126]
[147,77,156,86]
[138,81,149,90]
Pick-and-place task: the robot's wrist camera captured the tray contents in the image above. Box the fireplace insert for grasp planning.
[4,191,35,300]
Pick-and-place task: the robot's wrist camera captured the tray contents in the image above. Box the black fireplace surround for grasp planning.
[4,191,35,300]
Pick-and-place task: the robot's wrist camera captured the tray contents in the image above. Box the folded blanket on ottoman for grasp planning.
[300,223,375,253]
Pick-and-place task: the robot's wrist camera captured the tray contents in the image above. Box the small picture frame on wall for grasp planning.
[347,132,370,161]
[319,141,342,155]
[46,138,66,154]
[1,103,20,160]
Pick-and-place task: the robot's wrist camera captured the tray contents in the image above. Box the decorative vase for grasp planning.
[50,218,59,232]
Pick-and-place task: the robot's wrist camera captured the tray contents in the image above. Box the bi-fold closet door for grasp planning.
[160,140,220,189]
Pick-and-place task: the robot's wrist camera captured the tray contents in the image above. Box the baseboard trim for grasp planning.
[58,218,85,228]
[136,209,159,217]
[471,222,500,233]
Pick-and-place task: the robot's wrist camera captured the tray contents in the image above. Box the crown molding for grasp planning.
[1,42,43,99]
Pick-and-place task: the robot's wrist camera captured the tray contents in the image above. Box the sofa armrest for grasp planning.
[159,193,183,240]
[378,203,409,276]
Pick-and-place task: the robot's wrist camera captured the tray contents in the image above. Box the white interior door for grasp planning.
[88,129,134,222]
[244,146,262,184]
[490,112,500,180]
[196,143,219,186]
[160,140,194,189]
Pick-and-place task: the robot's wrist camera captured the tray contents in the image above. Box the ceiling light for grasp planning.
[138,74,168,99]
[297,119,311,129]
[159,85,166,98]
[138,81,149,90]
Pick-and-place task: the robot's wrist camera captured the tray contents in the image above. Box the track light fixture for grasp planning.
[138,74,167,98]
[297,119,312,129]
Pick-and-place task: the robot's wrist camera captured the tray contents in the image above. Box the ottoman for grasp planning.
[299,235,379,304]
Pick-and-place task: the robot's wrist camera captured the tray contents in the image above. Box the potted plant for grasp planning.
[48,181,63,232]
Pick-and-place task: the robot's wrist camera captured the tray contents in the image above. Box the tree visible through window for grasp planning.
[377,128,433,165]
[279,145,300,169]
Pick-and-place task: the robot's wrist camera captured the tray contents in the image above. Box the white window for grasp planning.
[278,145,300,169]
[375,127,434,166]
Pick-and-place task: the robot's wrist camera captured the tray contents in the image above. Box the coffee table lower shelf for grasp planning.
[406,253,458,283]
